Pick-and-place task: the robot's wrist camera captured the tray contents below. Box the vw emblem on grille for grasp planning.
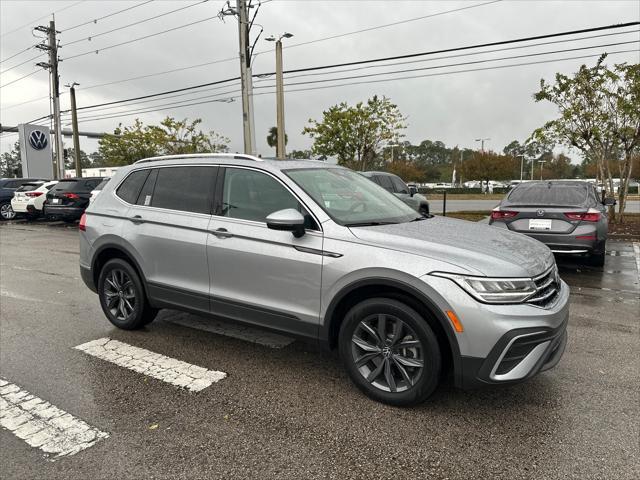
[536,209,545,217]
[28,130,48,150]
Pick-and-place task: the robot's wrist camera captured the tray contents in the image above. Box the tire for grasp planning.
[0,202,16,221]
[98,258,158,330]
[338,298,441,406]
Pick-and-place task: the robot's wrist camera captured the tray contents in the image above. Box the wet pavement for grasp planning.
[1,223,638,480]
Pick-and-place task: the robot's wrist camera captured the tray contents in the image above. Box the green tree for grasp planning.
[459,151,518,181]
[0,141,22,177]
[533,56,639,221]
[302,95,406,171]
[266,126,288,150]
[64,148,92,170]
[98,117,229,166]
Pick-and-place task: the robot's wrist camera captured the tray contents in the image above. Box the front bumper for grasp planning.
[422,274,570,390]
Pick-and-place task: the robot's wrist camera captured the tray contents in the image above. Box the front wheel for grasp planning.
[0,202,16,221]
[98,258,158,330]
[338,298,441,406]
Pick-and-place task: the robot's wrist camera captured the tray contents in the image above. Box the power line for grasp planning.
[69,36,635,118]
[71,46,637,124]
[0,45,34,65]
[0,69,42,89]
[62,14,220,61]
[60,0,154,32]
[61,0,210,47]
[60,22,640,114]
[0,53,44,75]
[0,94,63,112]
[0,0,85,38]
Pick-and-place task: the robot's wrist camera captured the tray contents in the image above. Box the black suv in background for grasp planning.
[361,171,430,215]
[44,177,104,222]
[0,177,49,220]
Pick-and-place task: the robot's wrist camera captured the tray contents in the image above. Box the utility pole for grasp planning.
[266,32,293,159]
[66,82,82,177]
[236,0,256,155]
[475,137,490,152]
[36,21,64,179]
[539,160,546,180]
[517,154,525,181]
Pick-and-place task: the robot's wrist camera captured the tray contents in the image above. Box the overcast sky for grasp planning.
[1,0,638,162]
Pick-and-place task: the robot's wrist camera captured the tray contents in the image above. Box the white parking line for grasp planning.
[634,242,640,281]
[74,338,227,391]
[0,378,108,460]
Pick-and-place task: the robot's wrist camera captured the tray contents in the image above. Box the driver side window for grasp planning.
[221,168,318,229]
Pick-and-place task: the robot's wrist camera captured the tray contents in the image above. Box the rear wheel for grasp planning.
[338,298,441,406]
[98,258,158,330]
[589,242,606,267]
[0,202,16,221]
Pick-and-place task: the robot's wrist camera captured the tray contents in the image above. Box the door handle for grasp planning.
[130,215,144,224]
[211,227,233,238]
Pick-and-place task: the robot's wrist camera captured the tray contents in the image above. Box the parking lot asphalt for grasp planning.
[1,221,638,480]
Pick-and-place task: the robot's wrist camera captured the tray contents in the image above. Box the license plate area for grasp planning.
[529,219,552,230]
[52,198,60,204]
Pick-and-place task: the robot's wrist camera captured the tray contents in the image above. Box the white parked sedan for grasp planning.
[11,181,58,218]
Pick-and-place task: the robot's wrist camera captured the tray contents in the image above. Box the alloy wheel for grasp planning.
[103,269,136,321]
[1,203,16,220]
[351,313,424,393]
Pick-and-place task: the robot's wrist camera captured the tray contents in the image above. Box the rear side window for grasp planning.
[507,183,588,205]
[116,171,149,204]
[376,175,394,192]
[94,178,110,191]
[151,166,215,214]
[16,183,41,192]
[390,176,408,194]
[136,169,158,206]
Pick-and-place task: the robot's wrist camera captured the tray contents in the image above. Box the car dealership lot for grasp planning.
[1,222,638,480]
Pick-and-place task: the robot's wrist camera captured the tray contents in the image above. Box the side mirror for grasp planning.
[266,208,306,238]
[408,186,417,197]
[603,197,616,206]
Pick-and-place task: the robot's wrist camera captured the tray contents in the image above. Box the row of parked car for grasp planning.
[0,177,109,222]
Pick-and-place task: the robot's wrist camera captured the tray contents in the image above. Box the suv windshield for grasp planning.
[286,168,417,226]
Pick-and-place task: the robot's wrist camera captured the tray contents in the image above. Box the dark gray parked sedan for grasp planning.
[361,171,430,215]
[489,181,614,266]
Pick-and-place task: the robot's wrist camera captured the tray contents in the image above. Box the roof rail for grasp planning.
[134,153,263,164]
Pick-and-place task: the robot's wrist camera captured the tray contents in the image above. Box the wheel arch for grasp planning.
[91,243,149,299]
[321,278,461,379]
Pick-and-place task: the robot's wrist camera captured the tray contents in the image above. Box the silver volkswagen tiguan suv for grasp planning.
[80,154,569,406]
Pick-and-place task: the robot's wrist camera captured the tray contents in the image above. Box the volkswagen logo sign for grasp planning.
[536,209,545,217]
[28,130,48,151]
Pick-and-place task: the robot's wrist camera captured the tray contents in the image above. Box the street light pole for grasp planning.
[266,32,293,160]
[538,160,546,180]
[475,137,490,152]
[66,82,82,177]
[517,154,525,182]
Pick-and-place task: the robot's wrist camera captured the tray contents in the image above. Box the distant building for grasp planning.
[64,166,120,178]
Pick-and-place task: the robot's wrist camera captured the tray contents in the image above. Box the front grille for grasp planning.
[527,266,560,308]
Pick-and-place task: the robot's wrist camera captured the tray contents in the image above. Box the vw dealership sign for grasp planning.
[18,124,53,178]
[28,129,48,150]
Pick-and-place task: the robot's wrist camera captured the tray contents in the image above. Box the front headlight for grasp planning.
[431,272,537,304]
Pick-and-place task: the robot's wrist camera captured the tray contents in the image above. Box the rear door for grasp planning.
[207,166,323,338]
[120,166,217,312]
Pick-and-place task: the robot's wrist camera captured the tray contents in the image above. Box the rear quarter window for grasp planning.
[116,170,150,204]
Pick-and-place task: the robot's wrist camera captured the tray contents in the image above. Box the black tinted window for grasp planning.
[151,166,215,214]
[507,183,588,205]
[376,175,394,192]
[136,169,158,206]
[95,179,110,191]
[222,168,316,228]
[117,171,149,204]
[390,176,408,194]
[16,183,41,192]
[51,180,79,192]
[83,179,102,191]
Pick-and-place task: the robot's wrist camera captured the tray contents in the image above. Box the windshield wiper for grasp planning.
[344,221,397,227]
[410,216,428,222]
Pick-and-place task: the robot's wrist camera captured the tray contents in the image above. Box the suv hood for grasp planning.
[349,216,554,277]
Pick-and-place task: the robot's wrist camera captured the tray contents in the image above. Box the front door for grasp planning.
[207,166,323,339]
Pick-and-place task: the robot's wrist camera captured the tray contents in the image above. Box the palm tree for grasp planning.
[266,126,287,150]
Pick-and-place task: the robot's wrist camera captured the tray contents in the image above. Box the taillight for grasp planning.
[79,213,87,231]
[25,191,43,197]
[490,210,518,220]
[63,192,80,200]
[565,211,600,222]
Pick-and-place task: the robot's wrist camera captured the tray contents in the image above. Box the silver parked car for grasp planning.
[80,154,569,406]
[489,181,614,266]
[361,171,430,216]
